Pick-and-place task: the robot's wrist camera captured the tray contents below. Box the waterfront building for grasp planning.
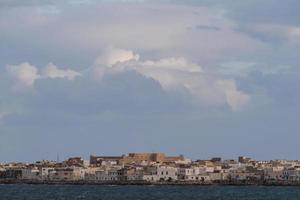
[95,169,122,181]
[21,168,40,180]
[39,167,55,180]
[2,154,300,185]
[49,167,85,181]
[263,166,285,181]
[0,169,22,179]
[283,168,300,182]
[123,167,144,181]
[142,165,178,182]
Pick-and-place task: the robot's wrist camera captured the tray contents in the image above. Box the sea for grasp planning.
[1,185,300,200]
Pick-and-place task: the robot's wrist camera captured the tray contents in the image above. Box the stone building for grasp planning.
[90,153,184,166]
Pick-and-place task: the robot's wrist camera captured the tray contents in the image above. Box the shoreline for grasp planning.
[1,180,300,187]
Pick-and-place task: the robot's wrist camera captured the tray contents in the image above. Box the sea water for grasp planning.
[1,185,300,200]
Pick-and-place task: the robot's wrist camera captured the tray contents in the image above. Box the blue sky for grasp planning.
[0,0,300,162]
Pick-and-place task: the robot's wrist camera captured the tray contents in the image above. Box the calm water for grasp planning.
[1,185,300,200]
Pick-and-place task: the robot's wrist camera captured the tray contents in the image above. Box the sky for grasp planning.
[1,0,300,162]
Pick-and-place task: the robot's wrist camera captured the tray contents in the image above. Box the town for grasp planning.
[1,153,300,185]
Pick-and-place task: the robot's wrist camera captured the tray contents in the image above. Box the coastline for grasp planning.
[1,180,300,186]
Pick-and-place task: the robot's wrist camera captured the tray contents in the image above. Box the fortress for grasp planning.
[90,153,184,166]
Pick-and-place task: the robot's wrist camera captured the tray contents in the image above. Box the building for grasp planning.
[21,168,40,180]
[90,153,184,166]
[95,168,122,181]
[238,156,253,164]
[143,165,178,182]
[0,169,22,179]
[264,166,284,181]
[209,172,229,181]
[90,155,124,166]
[178,166,210,181]
[39,167,55,180]
[283,168,300,182]
[123,167,144,181]
[49,167,85,181]
[65,157,85,167]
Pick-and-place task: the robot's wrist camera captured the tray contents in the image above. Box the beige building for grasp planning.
[264,166,284,181]
[90,153,184,166]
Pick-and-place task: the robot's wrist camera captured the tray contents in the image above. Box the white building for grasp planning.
[178,166,211,181]
[40,167,55,180]
[142,166,177,182]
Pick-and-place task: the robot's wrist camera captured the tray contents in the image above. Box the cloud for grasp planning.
[93,47,250,111]
[6,62,81,90]
[5,48,249,111]
[0,2,265,71]
[218,61,292,77]
[287,27,300,42]
[68,0,94,5]
[94,47,140,78]
[215,80,250,111]
[0,0,55,8]
[6,63,40,89]
[36,5,61,15]
[42,63,82,80]
[195,0,300,26]
[188,24,221,31]
[242,24,300,44]
[1,0,300,161]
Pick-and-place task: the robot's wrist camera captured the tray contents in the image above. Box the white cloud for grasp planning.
[6,49,250,111]
[94,47,140,78]
[93,47,250,111]
[95,47,139,67]
[215,80,250,111]
[139,57,202,73]
[126,57,204,90]
[6,62,81,90]
[6,63,40,88]
[42,63,82,80]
